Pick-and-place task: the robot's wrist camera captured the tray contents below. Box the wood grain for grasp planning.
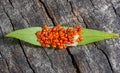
[0,0,120,73]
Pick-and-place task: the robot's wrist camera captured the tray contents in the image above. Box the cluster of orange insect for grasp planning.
[36,24,83,49]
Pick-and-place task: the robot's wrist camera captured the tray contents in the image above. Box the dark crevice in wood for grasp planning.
[0,52,11,73]
[8,0,30,26]
[105,0,120,17]
[2,14,28,73]
[94,43,114,73]
[0,28,11,73]
[8,0,14,8]
[4,60,11,73]
[89,0,94,7]
[64,2,85,71]
[42,48,56,72]
[19,41,36,73]
[87,0,101,27]
[2,5,35,73]
[19,12,30,25]
[85,59,93,73]
[39,0,56,26]
[97,50,114,73]
[66,48,81,73]
[80,2,113,72]
[2,7,15,30]
[80,10,114,73]
[0,27,4,39]
[80,16,89,28]
[88,0,100,27]
[68,1,76,16]
[31,0,39,13]
[110,2,120,17]
[2,12,26,73]
[10,48,25,73]
[67,1,84,25]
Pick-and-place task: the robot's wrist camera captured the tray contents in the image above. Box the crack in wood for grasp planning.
[39,0,56,26]
[19,41,36,73]
[0,27,11,73]
[85,59,93,73]
[2,5,35,73]
[0,51,11,73]
[1,0,119,72]
[80,16,89,28]
[77,2,117,72]
[94,43,114,73]
[86,0,100,27]
[10,49,26,73]
[2,6,15,30]
[37,1,82,72]
[68,1,76,16]
[80,14,114,73]
[89,0,94,7]
[0,27,10,73]
[7,0,30,26]
[0,27,20,73]
[2,9,30,72]
[19,12,30,25]
[42,48,56,72]
[66,48,81,73]
[110,2,120,17]
[8,0,14,8]
[67,1,84,25]
[0,27,4,39]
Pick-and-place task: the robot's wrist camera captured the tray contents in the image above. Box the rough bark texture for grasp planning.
[0,0,120,73]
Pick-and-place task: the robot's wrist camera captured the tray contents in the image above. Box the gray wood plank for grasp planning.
[0,0,120,73]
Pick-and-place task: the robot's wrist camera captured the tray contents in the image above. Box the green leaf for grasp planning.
[6,27,42,46]
[6,27,119,46]
[78,28,119,45]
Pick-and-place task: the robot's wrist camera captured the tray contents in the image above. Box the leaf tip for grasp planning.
[115,34,119,37]
[114,33,119,38]
[5,32,12,37]
[5,33,10,37]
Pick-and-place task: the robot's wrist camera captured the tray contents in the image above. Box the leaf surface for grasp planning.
[6,27,42,46]
[78,28,119,45]
[6,27,119,46]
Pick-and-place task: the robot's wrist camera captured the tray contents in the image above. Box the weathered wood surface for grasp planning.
[0,0,120,73]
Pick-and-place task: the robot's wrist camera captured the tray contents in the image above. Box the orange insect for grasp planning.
[36,24,83,49]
